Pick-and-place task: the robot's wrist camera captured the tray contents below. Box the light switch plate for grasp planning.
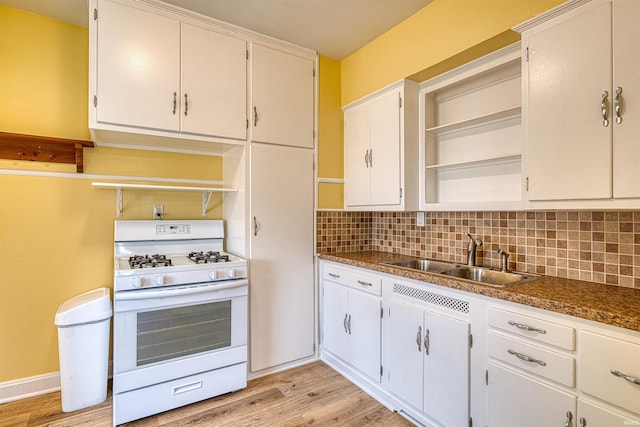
[416,211,425,227]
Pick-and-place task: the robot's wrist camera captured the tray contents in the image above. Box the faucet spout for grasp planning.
[497,248,510,272]
[466,233,482,266]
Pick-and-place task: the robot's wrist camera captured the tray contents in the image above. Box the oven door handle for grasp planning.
[115,279,248,301]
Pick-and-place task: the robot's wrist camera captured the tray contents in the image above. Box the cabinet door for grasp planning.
[368,90,401,206]
[388,300,424,410]
[251,44,314,148]
[612,0,640,198]
[578,400,633,427]
[249,143,314,372]
[96,0,180,130]
[488,362,577,427]
[526,2,612,200]
[423,311,469,427]
[322,281,349,363]
[348,290,381,382]
[181,23,247,140]
[344,104,370,207]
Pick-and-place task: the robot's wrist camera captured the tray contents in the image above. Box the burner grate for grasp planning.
[129,254,172,269]
[188,251,230,264]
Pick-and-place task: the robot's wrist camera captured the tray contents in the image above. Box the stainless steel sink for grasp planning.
[382,259,539,287]
[441,266,538,287]
[382,258,461,273]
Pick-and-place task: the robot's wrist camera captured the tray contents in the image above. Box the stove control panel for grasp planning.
[115,265,248,291]
[156,224,191,235]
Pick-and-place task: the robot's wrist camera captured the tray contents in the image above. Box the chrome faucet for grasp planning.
[466,233,482,266]
[497,248,510,272]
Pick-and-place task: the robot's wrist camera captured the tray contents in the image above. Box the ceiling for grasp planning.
[0,0,433,60]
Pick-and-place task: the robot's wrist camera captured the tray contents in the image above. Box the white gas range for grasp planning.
[112,220,248,426]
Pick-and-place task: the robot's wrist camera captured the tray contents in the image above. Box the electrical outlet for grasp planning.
[416,211,425,227]
[153,205,164,220]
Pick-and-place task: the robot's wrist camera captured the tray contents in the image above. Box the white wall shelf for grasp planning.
[425,154,521,171]
[425,106,521,136]
[92,182,237,217]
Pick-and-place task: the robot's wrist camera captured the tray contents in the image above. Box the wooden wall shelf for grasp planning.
[0,132,94,173]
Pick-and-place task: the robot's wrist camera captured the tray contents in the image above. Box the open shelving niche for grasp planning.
[92,182,237,217]
[418,42,524,211]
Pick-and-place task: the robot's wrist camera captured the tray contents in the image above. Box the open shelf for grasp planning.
[425,154,521,171]
[425,106,521,136]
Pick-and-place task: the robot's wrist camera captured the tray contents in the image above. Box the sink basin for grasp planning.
[382,259,539,287]
[382,259,460,273]
[441,266,539,287]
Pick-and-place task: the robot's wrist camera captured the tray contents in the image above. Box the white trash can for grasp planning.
[54,287,112,412]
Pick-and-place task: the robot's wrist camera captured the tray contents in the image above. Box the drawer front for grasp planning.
[489,307,575,350]
[579,330,640,414]
[348,271,382,296]
[489,331,575,387]
[322,264,351,287]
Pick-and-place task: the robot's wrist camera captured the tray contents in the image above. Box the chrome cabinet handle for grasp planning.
[253,216,258,236]
[172,92,177,114]
[368,149,373,167]
[347,314,351,335]
[424,328,430,356]
[507,349,547,366]
[364,149,369,168]
[253,106,258,126]
[614,86,623,124]
[416,326,422,352]
[328,273,340,279]
[565,410,573,427]
[184,93,189,116]
[357,280,372,287]
[610,369,640,385]
[508,320,546,334]
[579,417,586,427]
[343,313,348,333]
[601,90,609,127]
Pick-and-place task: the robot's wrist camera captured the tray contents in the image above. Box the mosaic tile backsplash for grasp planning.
[316,210,640,288]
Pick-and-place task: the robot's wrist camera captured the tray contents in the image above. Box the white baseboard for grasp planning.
[0,372,61,404]
[0,363,113,404]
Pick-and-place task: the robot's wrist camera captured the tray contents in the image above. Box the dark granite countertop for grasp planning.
[319,251,640,333]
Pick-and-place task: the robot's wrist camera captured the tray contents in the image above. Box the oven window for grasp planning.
[137,301,231,366]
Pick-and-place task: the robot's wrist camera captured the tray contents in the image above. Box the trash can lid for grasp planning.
[55,287,113,326]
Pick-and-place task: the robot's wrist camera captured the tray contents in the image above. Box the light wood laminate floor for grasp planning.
[0,361,413,426]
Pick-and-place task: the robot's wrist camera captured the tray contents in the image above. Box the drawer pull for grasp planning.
[328,273,340,279]
[173,380,202,395]
[343,313,348,333]
[416,326,422,352]
[357,280,373,287]
[508,320,546,334]
[508,349,547,366]
[610,369,640,385]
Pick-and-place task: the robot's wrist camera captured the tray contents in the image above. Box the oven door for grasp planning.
[113,280,248,394]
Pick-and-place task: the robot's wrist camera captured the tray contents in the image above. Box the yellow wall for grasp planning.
[317,56,344,209]
[340,0,566,106]
[0,6,222,382]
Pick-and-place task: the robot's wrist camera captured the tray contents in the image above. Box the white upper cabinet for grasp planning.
[343,81,419,211]
[517,0,640,203]
[251,44,315,148]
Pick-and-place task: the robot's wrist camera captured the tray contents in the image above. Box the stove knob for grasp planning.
[131,277,142,288]
[208,271,217,281]
[154,275,165,286]
[226,268,235,279]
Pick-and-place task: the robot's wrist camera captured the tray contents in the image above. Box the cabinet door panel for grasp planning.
[489,362,577,427]
[344,105,371,206]
[96,0,180,130]
[249,144,314,372]
[368,91,401,205]
[388,300,424,410]
[251,44,314,148]
[348,291,381,382]
[612,0,640,198]
[322,282,349,363]
[423,311,469,427]
[527,2,612,200]
[579,400,634,427]
[181,23,246,139]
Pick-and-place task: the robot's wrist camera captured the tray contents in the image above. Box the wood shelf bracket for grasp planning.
[0,131,94,173]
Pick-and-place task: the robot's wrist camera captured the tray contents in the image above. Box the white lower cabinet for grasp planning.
[387,293,470,427]
[322,280,382,382]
